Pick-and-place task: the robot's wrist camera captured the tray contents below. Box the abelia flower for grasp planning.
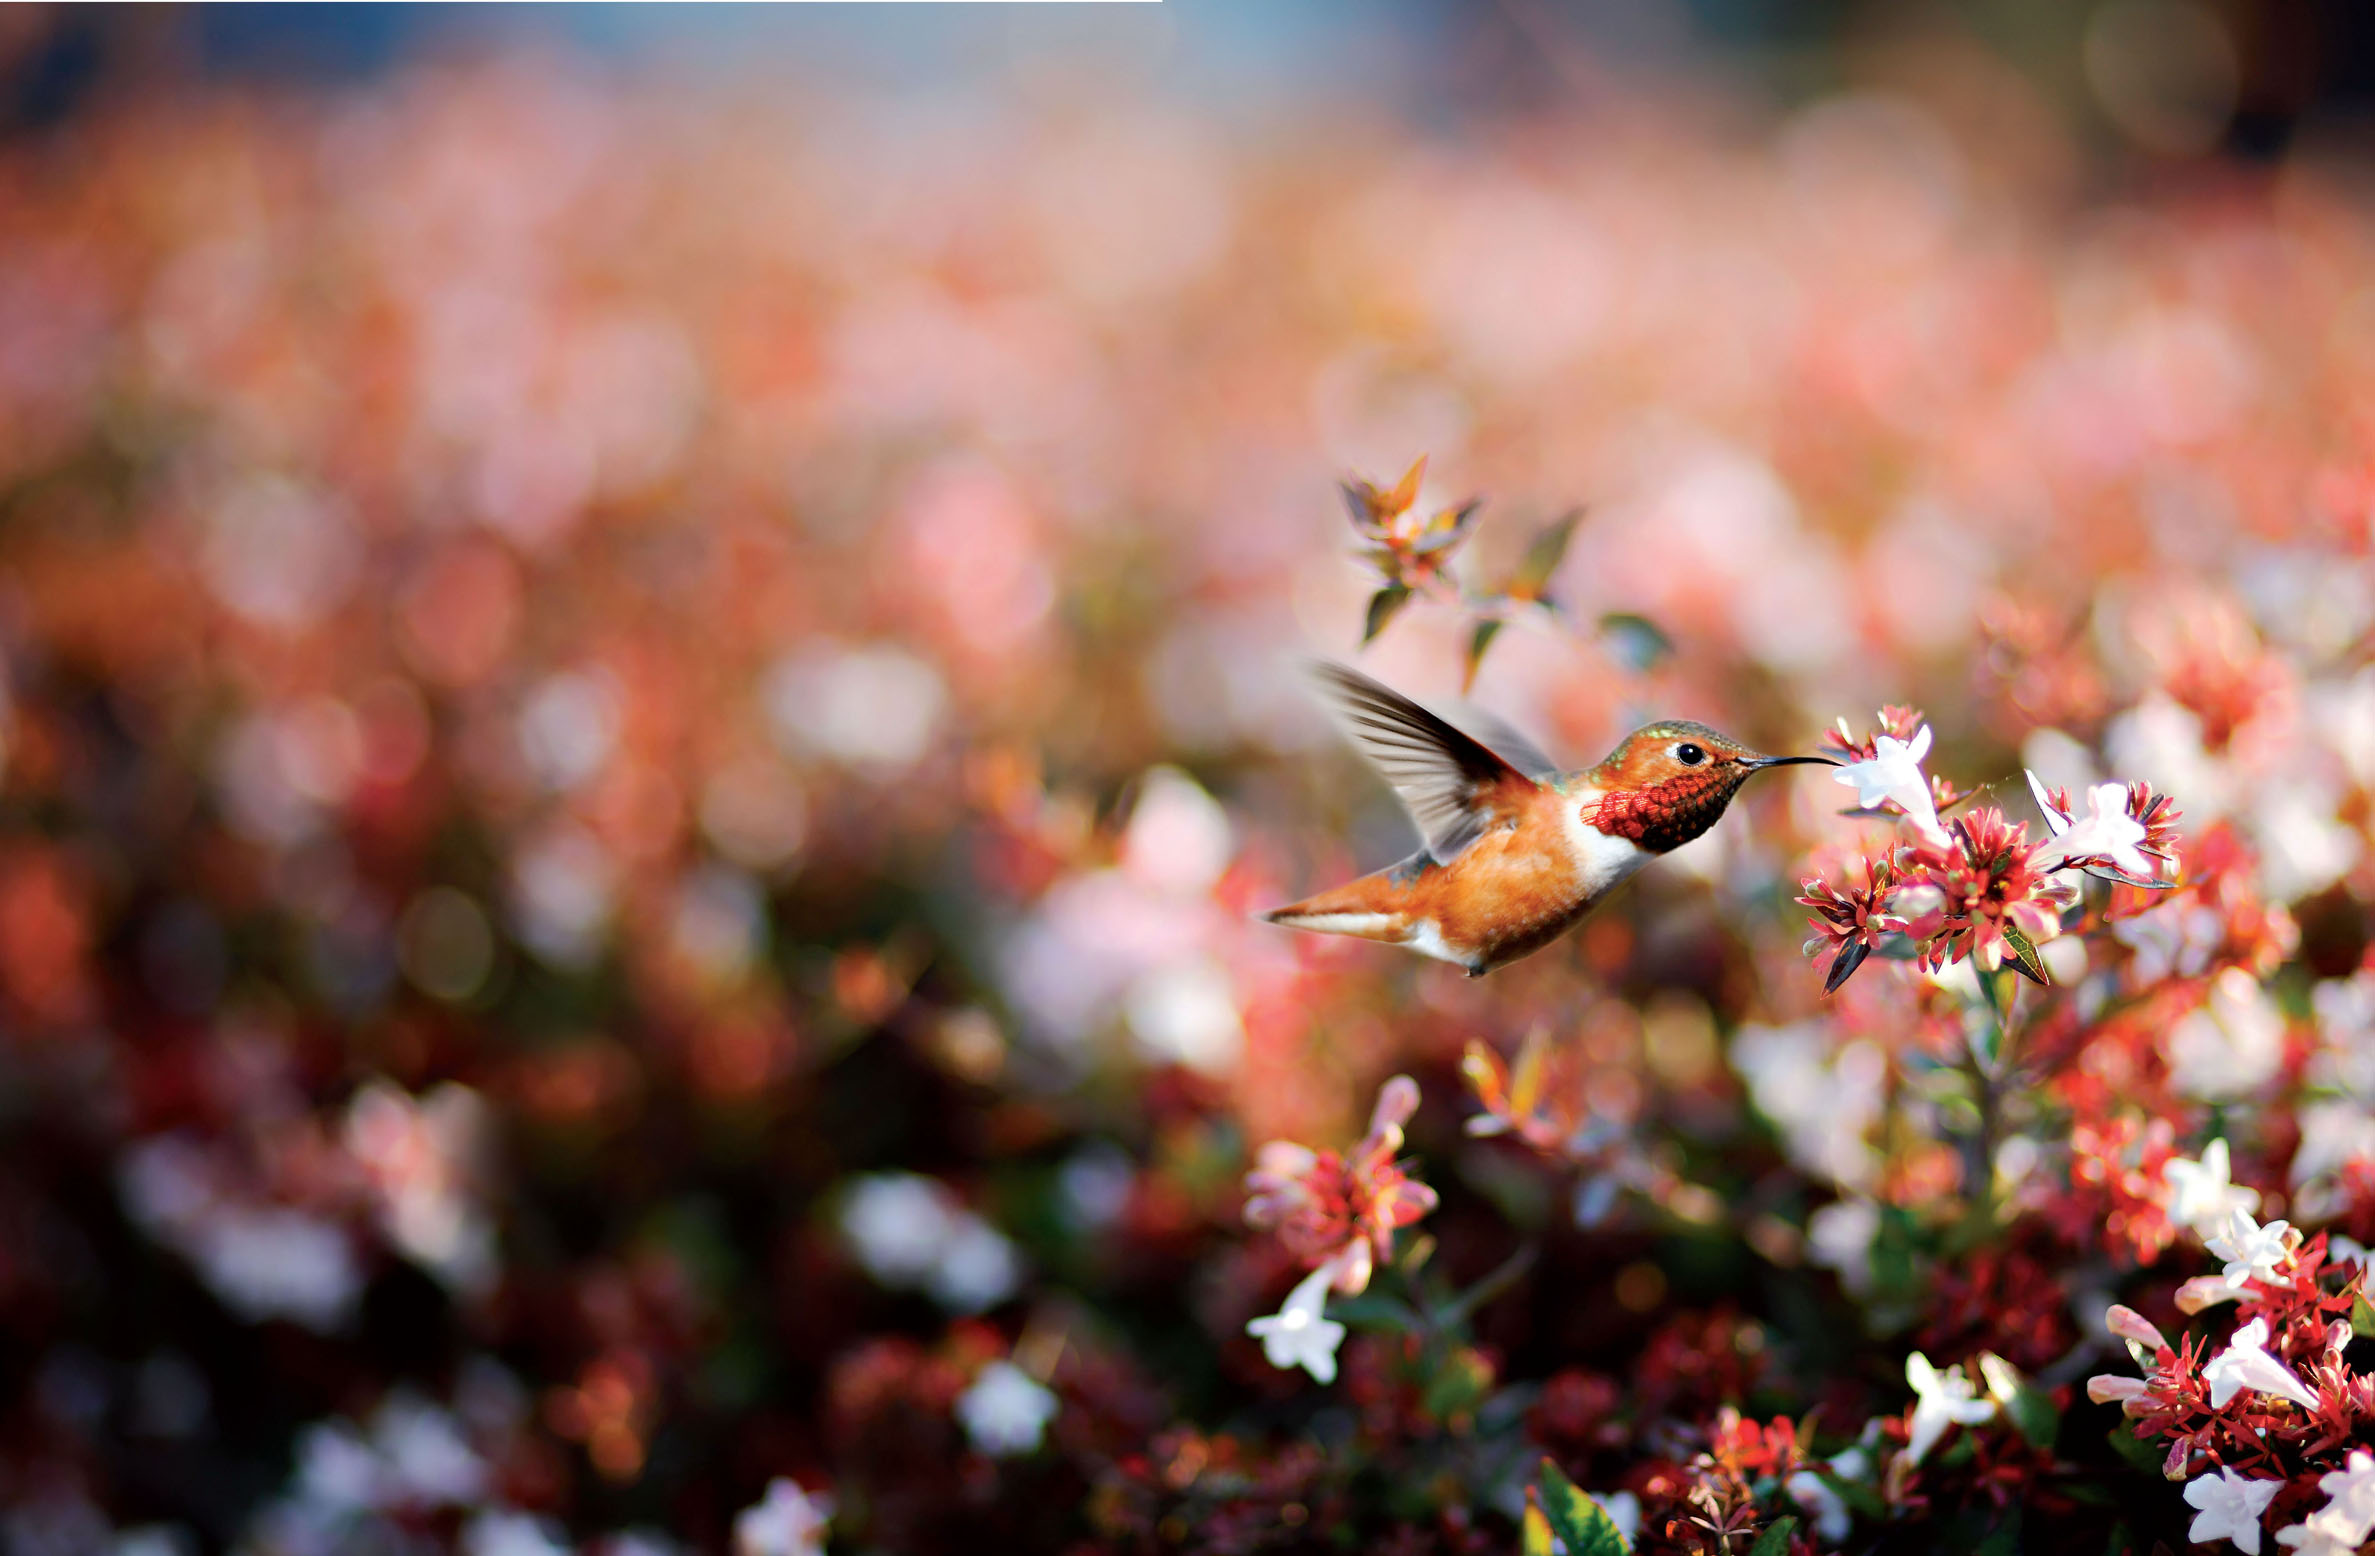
[2201,1318,2317,1410]
[2207,1209,2300,1289]
[1242,1075,1437,1294]
[2167,1139,2263,1240]
[733,1480,831,1556]
[2317,1450,2375,1535]
[1830,723,1948,844]
[1902,1352,1997,1465]
[2183,1466,2282,1555]
[2028,771,2182,885]
[1244,1259,1348,1384]
[2276,1509,2371,1556]
[956,1361,1059,1457]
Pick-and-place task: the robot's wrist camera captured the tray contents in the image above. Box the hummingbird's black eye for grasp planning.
[1676,742,1707,766]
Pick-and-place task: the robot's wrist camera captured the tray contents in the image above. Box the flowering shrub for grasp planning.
[4,18,2375,1556]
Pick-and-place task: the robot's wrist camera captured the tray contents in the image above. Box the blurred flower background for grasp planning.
[2,2,2375,1553]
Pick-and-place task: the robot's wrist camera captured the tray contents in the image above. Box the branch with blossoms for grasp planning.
[1799,706,2183,997]
[2082,1143,2375,1556]
[1342,456,1672,688]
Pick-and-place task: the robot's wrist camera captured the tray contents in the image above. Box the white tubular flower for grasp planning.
[2164,1140,2261,1239]
[1245,1260,1348,1384]
[2316,1450,2375,1540]
[2201,1318,2318,1410]
[1834,727,1947,844]
[956,1361,1059,1457]
[1903,1352,1996,1465]
[2183,1466,2283,1555]
[733,1479,832,1556]
[2205,1208,2296,1288]
[2029,773,2157,880]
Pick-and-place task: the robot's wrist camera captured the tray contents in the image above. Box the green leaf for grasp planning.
[2002,926,2052,987]
[1435,1241,1539,1333]
[1511,510,1584,598]
[1979,1352,2060,1451]
[1421,1345,1497,1425]
[1596,612,1673,674]
[1537,1459,1631,1556]
[1328,1293,1426,1334]
[2352,1290,2375,1338]
[1750,1516,1798,1556]
[2105,1424,2162,1475]
[1365,584,1414,644]
[1974,1511,2022,1556]
[1464,617,1503,690]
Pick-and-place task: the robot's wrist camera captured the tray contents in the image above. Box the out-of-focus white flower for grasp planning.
[2293,1101,2375,1190]
[956,1361,1059,1456]
[1122,766,1234,895]
[518,669,620,792]
[1731,1025,1886,1190]
[1903,1353,1995,1465]
[1832,726,1946,843]
[2164,1139,2261,1237]
[765,644,945,772]
[371,1393,491,1508]
[2168,969,2285,1101]
[1806,1198,1881,1296]
[463,1511,572,1556]
[2184,1466,2282,1555]
[1246,1260,1347,1384]
[1785,1446,1869,1543]
[345,1080,496,1295]
[2248,779,2362,904]
[1056,1144,1136,1235]
[1124,957,1243,1073]
[192,1208,361,1332]
[508,823,617,969]
[295,1422,383,1511]
[2107,694,2231,822]
[929,1216,1022,1313]
[2202,1318,2317,1409]
[2028,773,2155,880]
[733,1478,831,1556]
[112,1526,196,1556]
[2278,1509,2372,1556]
[2205,1208,2294,1287]
[2115,900,2226,985]
[2316,1451,2375,1541]
[837,1174,1019,1312]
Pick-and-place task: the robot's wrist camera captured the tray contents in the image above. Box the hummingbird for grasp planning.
[1263,664,1835,976]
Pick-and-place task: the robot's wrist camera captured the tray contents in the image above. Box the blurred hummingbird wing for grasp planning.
[1447,703,1560,781]
[1312,663,1541,863]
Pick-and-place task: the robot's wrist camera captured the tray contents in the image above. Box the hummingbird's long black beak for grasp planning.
[1744,754,1839,769]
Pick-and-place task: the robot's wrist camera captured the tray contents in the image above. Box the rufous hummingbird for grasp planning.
[1264,664,1835,976]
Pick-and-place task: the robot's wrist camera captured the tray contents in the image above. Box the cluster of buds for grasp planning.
[1339,456,1648,687]
[1241,1075,1438,1297]
[1796,708,2182,994]
[1341,457,1483,645]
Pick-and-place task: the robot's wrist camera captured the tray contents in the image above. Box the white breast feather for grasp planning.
[1560,789,1650,898]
